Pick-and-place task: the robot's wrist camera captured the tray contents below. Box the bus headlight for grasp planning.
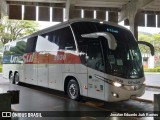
[113,82,122,87]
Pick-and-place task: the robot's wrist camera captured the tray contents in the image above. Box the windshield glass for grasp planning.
[71,21,144,79]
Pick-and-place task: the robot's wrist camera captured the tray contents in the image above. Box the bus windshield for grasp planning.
[71,21,144,79]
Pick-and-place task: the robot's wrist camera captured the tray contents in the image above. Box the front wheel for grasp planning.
[67,79,80,101]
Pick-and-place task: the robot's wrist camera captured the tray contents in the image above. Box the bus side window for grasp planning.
[87,41,105,72]
[79,45,87,64]
[36,33,56,52]
[26,36,37,53]
[55,27,76,51]
[3,45,10,56]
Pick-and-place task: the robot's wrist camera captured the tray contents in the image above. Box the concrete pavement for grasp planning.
[132,90,160,103]
[145,72,160,88]
[132,72,160,103]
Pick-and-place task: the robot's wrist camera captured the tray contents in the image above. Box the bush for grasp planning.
[0,65,2,73]
[144,67,160,72]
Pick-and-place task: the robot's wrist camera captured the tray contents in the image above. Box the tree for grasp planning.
[0,16,39,45]
[152,34,160,53]
[138,33,152,54]
[138,32,160,67]
[0,41,3,52]
[138,32,160,54]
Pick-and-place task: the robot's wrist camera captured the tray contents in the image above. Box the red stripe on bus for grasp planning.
[24,51,81,64]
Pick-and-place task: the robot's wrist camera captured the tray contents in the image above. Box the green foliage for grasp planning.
[0,16,39,45]
[138,33,152,54]
[0,55,2,63]
[144,67,160,72]
[0,64,2,73]
[0,41,3,53]
[152,34,160,53]
[138,32,160,55]
[4,40,27,55]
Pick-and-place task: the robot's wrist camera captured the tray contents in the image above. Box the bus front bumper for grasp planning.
[105,84,145,102]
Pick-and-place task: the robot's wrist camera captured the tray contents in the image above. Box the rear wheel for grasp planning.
[14,72,19,85]
[9,72,14,84]
[67,79,80,101]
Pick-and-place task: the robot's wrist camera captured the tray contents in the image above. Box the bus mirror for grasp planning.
[138,41,155,56]
[81,32,117,50]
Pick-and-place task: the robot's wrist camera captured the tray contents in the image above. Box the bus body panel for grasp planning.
[24,64,37,85]
[48,64,63,91]
[87,67,105,101]
[74,64,88,96]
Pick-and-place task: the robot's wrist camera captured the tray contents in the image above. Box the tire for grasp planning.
[14,72,19,85]
[67,79,80,101]
[9,72,14,84]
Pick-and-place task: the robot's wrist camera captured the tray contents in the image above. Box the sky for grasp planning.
[38,21,160,34]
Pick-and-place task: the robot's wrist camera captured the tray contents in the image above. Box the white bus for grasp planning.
[2,19,154,102]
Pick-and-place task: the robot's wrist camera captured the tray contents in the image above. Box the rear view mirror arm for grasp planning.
[138,41,155,56]
[81,32,117,50]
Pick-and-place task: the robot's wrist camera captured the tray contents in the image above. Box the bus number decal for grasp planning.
[54,54,66,61]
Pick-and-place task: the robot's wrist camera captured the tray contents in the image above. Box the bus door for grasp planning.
[87,40,105,100]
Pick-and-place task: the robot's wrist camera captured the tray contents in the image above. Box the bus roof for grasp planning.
[5,18,130,45]
[29,18,130,37]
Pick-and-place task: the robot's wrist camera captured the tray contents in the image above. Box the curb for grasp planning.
[146,85,160,89]
[131,97,153,103]
[145,72,160,74]
[11,108,16,112]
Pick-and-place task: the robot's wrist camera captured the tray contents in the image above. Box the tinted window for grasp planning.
[26,36,37,53]
[4,39,27,56]
[55,27,76,51]
[79,45,87,64]
[71,21,143,78]
[35,27,76,52]
[36,34,57,52]
[87,41,105,72]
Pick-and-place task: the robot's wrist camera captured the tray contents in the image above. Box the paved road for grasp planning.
[145,73,160,87]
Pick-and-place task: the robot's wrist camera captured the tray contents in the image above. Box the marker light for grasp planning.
[112,92,119,98]
[143,81,146,85]
[113,82,122,87]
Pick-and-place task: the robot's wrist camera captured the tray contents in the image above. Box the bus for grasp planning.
[2,19,154,102]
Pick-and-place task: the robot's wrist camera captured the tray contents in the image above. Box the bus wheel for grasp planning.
[67,79,80,101]
[9,72,14,84]
[14,73,19,85]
